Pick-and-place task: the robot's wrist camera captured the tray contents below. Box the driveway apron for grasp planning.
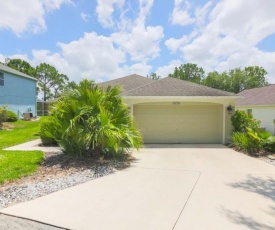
[1,145,275,230]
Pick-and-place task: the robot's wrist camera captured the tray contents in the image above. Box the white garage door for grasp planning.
[134,104,223,144]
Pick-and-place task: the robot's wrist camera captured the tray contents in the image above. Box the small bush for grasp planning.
[231,110,260,132]
[231,130,262,154]
[231,128,275,154]
[6,110,18,122]
[263,136,275,153]
[0,107,7,130]
[40,117,59,145]
[230,132,250,151]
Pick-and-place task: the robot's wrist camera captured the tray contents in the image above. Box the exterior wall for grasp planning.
[0,71,37,117]
[236,105,275,135]
[225,105,233,143]
[123,97,238,144]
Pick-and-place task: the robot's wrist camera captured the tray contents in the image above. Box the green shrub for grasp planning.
[40,79,143,157]
[40,117,59,145]
[231,130,262,154]
[263,136,275,153]
[6,110,18,122]
[231,127,275,154]
[0,107,7,130]
[231,110,260,132]
[230,132,250,151]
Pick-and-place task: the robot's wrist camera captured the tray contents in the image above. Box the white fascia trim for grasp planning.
[123,96,242,99]
[236,104,275,107]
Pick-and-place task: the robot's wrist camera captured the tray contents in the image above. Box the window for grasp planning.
[0,72,4,86]
[247,109,252,115]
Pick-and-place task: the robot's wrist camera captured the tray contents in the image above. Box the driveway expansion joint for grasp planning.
[172,172,201,230]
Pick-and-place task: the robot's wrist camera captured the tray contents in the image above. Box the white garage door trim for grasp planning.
[134,104,223,144]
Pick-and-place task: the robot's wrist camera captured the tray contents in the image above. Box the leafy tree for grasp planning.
[40,80,143,157]
[202,71,230,91]
[5,58,69,100]
[168,63,205,84]
[64,81,78,90]
[147,72,160,80]
[5,58,35,77]
[203,66,269,93]
[243,66,268,89]
[35,63,69,101]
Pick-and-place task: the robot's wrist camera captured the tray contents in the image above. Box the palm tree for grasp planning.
[40,79,143,157]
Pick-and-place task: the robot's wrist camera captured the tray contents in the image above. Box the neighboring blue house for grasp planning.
[0,63,37,118]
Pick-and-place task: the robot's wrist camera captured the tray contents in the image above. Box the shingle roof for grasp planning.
[121,76,237,97]
[99,74,155,92]
[0,63,37,81]
[236,84,275,106]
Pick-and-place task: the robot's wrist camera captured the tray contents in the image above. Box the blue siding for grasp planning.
[0,71,36,117]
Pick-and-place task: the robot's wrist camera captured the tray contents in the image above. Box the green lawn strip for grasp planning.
[0,118,46,149]
[0,150,44,183]
[0,118,46,184]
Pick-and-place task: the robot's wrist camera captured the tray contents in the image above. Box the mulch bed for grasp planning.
[0,151,136,192]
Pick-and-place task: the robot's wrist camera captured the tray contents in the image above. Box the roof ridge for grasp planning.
[0,63,37,81]
[162,77,237,96]
[102,74,149,84]
[121,77,159,94]
[239,83,274,93]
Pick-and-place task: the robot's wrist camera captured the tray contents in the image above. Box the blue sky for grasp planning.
[1,0,275,83]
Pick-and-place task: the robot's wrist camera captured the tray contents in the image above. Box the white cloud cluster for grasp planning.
[112,25,163,61]
[4,0,275,84]
[0,0,70,36]
[96,0,125,28]
[170,0,195,26]
[97,0,164,62]
[2,0,163,82]
[155,60,182,78]
[166,0,275,82]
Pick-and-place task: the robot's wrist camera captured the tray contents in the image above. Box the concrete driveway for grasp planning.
[1,145,275,230]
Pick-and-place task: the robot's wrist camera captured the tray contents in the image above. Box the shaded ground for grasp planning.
[1,151,135,192]
[0,214,64,230]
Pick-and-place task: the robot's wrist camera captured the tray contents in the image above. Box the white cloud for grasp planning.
[112,25,163,61]
[194,1,212,28]
[96,0,125,28]
[80,12,90,22]
[170,0,195,26]
[136,0,154,25]
[114,62,152,78]
[167,0,275,82]
[155,60,182,78]
[28,32,126,82]
[111,0,164,62]
[0,54,5,63]
[0,0,70,36]
[26,30,155,82]
[43,0,72,11]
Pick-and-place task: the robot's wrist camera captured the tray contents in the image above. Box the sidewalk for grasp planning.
[4,139,61,153]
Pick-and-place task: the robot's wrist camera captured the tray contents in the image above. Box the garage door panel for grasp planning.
[134,105,222,144]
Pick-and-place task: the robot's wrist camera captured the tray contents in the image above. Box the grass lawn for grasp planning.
[0,118,45,184]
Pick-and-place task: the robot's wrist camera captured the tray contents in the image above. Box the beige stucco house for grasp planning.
[236,85,275,135]
[101,74,240,144]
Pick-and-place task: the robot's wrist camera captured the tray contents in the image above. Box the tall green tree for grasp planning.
[202,71,230,91]
[243,66,268,89]
[5,58,70,99]
[168,63,205,84]
[202,66,269,93]
[35,63,69,101]
[147,72,160,80]
[5,58,35,77]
